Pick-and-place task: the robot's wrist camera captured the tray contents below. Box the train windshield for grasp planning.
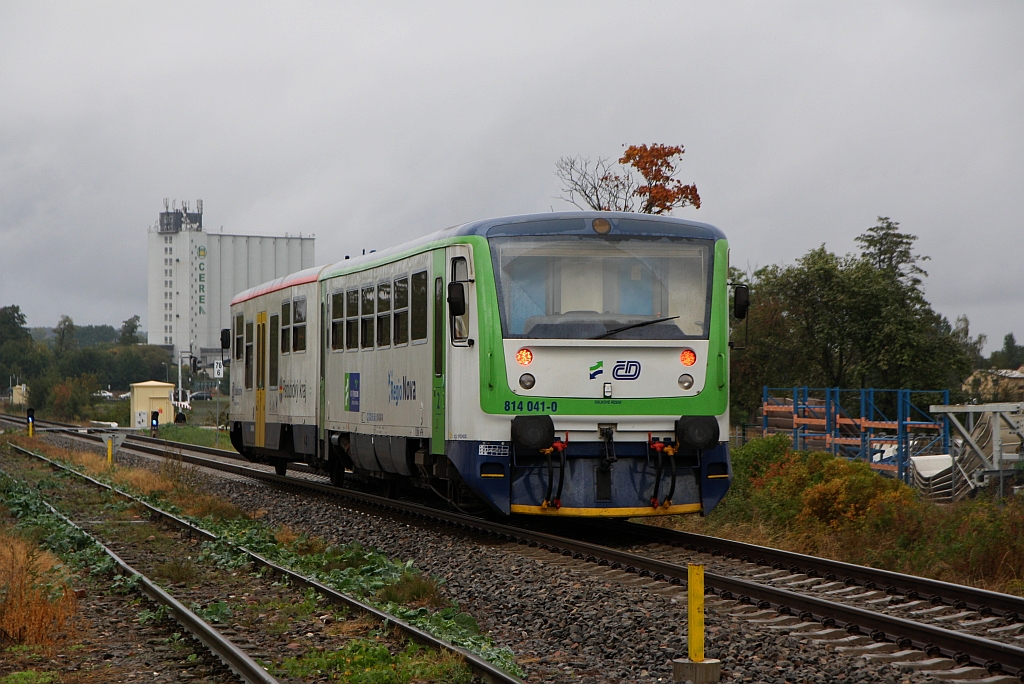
[489,235,713,340]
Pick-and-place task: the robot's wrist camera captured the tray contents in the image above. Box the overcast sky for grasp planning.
[1,2,1021,352]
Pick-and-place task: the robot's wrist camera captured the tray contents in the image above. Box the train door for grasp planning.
[445,245,473,439]
[431,250,446,453]
[255,311,267,448]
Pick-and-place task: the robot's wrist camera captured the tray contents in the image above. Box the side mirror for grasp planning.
[220,328,231,350]
[447,282,466,317]
[733,284,750,320]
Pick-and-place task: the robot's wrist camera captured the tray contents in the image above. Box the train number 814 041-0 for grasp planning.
[504,400,558,413]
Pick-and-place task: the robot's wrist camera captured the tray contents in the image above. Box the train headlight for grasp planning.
[519,373,536,390]
[680,349,697,366]
[592,218,611,234]
[678,374,694,390]
[516,348,533,366]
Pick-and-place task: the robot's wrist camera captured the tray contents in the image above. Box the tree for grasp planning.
[988,333,1023,369]
[119,315,141,346]
[854,217,929,286]
[0,305,30,346]
[556,143,700,214]
[730,223,977,422]
[53,315,78,354]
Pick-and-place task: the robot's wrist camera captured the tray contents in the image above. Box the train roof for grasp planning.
[321,211,724,279]
[230,264,329,306]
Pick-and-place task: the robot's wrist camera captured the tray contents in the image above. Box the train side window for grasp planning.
[234,314,244,361]
[330,291,344,351]
[450,257,470,342]
[361,285,375,349]
[269,314,280,387]
[433,277,444,376]
[393,276,409,346]
[281,300,291,354]
[411,270,428,343]
[292,297,307,352]
[376,280,391,348]
[244,321,254,390]
[345,289,359,350]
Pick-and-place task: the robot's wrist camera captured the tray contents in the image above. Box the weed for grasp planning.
[153,554,197,584]
[0,672,59,684]
[110,573,140,594]
[0,529,77,646]
[376,571,446,608]
[274,525,299,546]
[193,601,234,623]
[276,638,472,683]
[136,606,168,625]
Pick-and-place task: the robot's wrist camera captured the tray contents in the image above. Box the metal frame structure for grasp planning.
[762,387,950,482]
[929,402,1024,498]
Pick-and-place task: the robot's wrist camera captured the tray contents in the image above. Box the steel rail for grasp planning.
[7,444,522,684]
[42,435,1024,676]
[13,414,1024,675]
[0,463,281,684]
[598,519,1024,620]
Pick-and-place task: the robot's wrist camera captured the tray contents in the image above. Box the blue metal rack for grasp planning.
[761,387,951,483]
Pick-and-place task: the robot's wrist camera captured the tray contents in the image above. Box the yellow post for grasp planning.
[688,563,704,663]
[28,421,33,438]
[107,436,113,467]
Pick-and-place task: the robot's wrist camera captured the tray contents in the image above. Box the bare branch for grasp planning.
[555,155,635,212]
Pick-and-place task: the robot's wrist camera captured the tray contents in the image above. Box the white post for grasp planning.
[177,350,184,407]
[993,412,1004,498]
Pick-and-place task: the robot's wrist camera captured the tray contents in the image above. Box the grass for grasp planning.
[376,571,446,609]
[0,673,59,684]
[0,528,78,647]
[660,435,1024,594]
[151,423,235,451]
[153,553,198,584]
[2,438,522,676]
[276,637,472,684]
[14,438,249,521]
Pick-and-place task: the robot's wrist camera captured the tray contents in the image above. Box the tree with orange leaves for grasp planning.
[556,143,700,214]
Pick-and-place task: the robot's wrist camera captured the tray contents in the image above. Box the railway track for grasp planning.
[0,455,278,683]
[7,412,1024,679]
[2,437,522,684]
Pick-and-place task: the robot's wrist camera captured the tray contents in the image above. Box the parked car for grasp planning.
[190,391,213,401]
[92,390,114,399]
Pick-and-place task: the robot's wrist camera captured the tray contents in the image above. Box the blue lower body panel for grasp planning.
[446,439,731,517]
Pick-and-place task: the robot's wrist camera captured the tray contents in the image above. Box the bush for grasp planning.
[680,436,1024,593]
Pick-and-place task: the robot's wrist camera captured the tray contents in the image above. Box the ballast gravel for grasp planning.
[44,437,938,682]
[200,477,936,684]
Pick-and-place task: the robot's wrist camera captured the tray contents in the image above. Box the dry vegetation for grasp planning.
[657,435,1024,594]
[0,528,78,646]
[12,438,248,521]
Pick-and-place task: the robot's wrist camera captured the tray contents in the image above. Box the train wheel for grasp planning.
[329,460,344,487]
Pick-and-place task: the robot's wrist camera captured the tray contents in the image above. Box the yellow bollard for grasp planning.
[688,563,705,662]
[107,436,113,467]
[673,563,720,682]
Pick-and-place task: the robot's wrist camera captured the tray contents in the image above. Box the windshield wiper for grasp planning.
[590,316,680,340]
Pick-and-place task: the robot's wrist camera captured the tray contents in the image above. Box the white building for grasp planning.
[147,200,315,366]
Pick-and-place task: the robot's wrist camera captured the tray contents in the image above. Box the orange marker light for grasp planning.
[680,349,697,366]
[516,348,534,366]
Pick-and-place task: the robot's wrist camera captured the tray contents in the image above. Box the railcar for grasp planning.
[228,212,739,517]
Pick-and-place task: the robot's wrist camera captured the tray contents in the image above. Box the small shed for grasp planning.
[11,384,28,406]
[130,381,175,427]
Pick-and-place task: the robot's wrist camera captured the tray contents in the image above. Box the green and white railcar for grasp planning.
[228,212,737,517]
